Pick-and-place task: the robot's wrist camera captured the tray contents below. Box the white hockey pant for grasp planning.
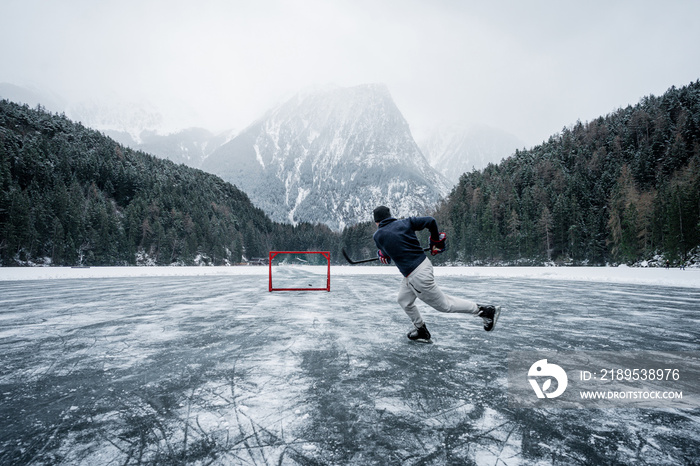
[397,257,480,328]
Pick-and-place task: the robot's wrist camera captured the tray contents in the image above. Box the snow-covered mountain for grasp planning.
[104,127,237,168]
[0,82,65,113]
[65,98,166,143]
[0,84,167,140]
[0,83,230,167]
[67,99,239,167]
[419,124,524,185]
[202,84,450,231]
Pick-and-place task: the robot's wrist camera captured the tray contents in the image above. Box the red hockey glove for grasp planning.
[430,232,447,256]
[377,249,392,264]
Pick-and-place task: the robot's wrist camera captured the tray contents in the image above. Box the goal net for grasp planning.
[268,251,331,291]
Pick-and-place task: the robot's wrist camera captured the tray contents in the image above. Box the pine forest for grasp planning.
[434,81,700,266]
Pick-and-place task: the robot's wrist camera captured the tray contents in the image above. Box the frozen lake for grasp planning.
[1,266,699,464]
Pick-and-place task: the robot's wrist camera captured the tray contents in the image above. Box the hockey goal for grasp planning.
[268,251,331,292]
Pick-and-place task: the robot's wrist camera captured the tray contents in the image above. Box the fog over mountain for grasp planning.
[419,124,525,184]
[0,82,236,168]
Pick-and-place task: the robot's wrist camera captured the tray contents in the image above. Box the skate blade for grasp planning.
[490,306,501,331]
[409,338,433,344]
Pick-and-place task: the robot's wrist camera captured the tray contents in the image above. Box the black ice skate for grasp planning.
[407,324,431,342]
[477,305,501,332]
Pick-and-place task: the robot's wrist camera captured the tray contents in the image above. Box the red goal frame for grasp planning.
[268,251,331,292]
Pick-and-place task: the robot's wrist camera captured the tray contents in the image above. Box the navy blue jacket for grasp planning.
[373,216,440,277]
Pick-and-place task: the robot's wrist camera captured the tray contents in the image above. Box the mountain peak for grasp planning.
[203,84,449,230]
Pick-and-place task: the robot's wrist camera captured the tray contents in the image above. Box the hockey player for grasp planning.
[372,205,501,342]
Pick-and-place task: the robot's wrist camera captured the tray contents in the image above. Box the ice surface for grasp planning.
[0,267,699,464]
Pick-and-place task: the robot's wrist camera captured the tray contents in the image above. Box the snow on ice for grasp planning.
[1,264,697,289]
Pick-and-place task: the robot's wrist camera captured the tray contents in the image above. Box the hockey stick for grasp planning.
[341,247,431,265]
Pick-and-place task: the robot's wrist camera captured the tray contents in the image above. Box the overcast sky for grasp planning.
[2,0,700,147]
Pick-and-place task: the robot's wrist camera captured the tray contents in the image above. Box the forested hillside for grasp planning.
[0,100,336,266]
[3,80,699,268]
[434,81,700,266]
